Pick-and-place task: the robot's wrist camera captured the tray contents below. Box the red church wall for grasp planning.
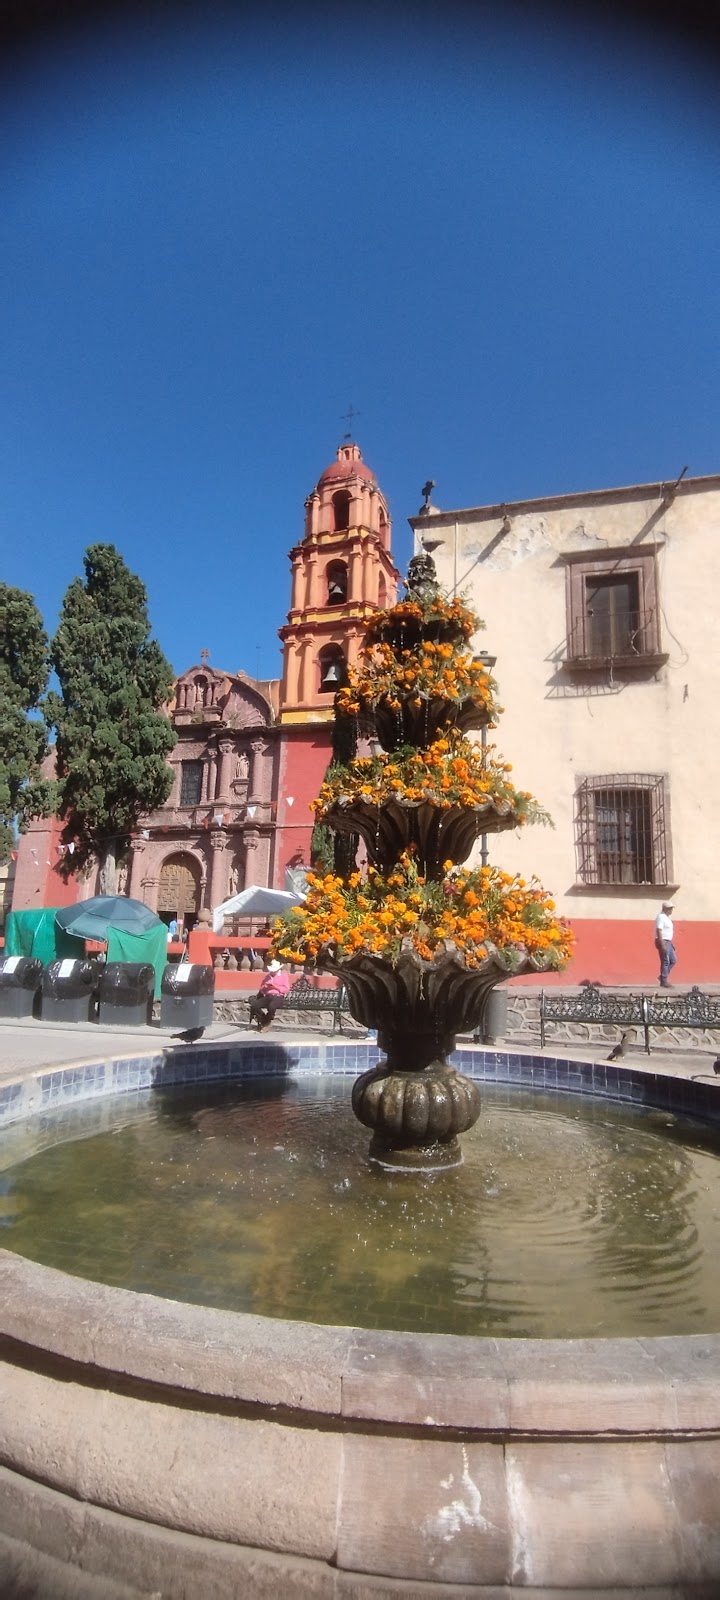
[12,815,85,912]
[510,919,720,989]
[272,726,333,886]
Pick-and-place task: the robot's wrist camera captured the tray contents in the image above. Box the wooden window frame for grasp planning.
[564,545,667,668]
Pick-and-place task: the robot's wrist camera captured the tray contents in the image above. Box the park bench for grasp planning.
[540,984,720,1055]
[273,975,352,1034]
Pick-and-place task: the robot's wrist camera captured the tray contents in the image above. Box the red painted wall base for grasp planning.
[511,920,720,988]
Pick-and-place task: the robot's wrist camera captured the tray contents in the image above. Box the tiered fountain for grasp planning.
[275,553,574,1168]
[2,557,719,1592]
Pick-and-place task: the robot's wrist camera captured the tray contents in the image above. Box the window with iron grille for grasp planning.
[564,546,665,666]
[575,775,669,886]
[179,759,203,807]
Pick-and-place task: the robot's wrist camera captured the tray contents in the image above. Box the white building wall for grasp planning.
[411,476,720,926]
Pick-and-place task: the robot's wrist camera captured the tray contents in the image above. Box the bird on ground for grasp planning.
[174,1026,205,1044]
[607,1031,632,1062]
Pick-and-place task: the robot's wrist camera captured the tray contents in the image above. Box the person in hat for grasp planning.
[654,902,677,987]
[248,959,291,1030]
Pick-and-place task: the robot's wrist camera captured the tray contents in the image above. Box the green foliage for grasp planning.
[0,584,54,861]
[309,819,334,876]
[49,544,176,875]
[310,700,360,878]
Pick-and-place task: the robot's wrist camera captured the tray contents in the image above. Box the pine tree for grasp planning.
[0,584,54,862]
[48,544,176,891]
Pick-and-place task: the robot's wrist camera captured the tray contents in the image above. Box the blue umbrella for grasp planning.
[55,896,161,941]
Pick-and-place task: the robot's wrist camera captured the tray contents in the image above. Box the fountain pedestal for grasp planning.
[352,1053,481,1169]
[324,944,535,1168]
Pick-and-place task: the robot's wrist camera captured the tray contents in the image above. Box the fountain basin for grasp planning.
[1,1039,720,1596]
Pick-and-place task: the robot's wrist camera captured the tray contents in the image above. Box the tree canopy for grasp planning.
[48,544,176,889]
[0,584,54,862]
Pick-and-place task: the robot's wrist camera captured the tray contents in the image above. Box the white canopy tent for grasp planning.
[212,884,305,935]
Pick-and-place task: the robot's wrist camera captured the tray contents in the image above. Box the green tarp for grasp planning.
[4,909,85,965]
[4,909,168,999]
[105,924,169,999]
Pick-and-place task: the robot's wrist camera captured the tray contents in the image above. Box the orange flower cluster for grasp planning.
[313,732,537,822]
[272,852,575,970]
[363,593,477,645]
[336,639,498,721]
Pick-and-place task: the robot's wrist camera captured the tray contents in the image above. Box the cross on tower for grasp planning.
[200,648,210,665]
[341,404,360,440]
[421,479,436,509]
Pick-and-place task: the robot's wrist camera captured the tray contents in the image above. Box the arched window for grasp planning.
[326,561,347,606]
[332,490,351,532]
[318,644,347,694]
[379,508,388,541]
[378,573,387,608]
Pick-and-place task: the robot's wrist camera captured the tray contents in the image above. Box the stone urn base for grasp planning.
[352,1059,481,1170]
[320,943,559,1171]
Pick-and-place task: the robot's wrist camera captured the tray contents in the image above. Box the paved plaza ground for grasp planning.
[1,1010,718,1088]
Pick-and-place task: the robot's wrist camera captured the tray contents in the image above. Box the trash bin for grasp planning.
[41,958,99,1023]
[160,963,215,1031]
[98,962,155,1026]
[0,956,43,1018]
[476,985,508,1045]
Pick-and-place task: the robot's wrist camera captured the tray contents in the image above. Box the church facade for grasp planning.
[11,441,399,931]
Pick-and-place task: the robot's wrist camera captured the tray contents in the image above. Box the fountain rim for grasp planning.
[1,1242,719,1438]
[1,1035,720,1439]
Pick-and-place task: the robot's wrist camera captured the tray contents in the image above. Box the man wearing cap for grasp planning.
[654,902,676,987]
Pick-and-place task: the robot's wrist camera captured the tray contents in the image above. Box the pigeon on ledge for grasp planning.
[174,1027,205,1044]
[607,1031,632,1062]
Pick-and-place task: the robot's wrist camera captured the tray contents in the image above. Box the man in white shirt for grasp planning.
[654,902,676,987]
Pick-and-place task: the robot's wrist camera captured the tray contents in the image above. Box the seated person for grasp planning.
[248,960,291,1030]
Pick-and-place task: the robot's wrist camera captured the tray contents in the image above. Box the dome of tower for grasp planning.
[317,442,377,488]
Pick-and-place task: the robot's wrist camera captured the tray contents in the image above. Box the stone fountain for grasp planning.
[275,553,573,1168]
[3,569,718,1593]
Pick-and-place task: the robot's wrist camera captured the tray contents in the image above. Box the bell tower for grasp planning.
[279,441,399,723]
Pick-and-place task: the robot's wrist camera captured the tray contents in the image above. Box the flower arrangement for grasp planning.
[273,850,574,971]
[313,730,542,824]
[335,639,498,722]
[272,552,573,996]
[362,592,478,644]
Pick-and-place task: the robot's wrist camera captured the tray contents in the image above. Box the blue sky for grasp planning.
[1,3,719,682]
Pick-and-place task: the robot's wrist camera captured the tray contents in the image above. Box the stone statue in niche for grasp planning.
[116,860,129,895]
[234,751,249,783]
[229,857,244,896]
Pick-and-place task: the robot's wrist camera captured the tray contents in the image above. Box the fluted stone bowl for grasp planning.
[323,795,518,876]
[320,943,561,1167]
[371,691,493,752]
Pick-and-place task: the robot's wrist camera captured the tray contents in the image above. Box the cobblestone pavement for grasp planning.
[1,1013,718,1087]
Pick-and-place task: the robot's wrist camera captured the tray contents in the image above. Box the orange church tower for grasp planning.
[272,442,400,885]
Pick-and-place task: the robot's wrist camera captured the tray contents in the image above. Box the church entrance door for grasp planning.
[158,854,202,929]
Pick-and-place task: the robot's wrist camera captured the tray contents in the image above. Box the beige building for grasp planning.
[410,472,720,985]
